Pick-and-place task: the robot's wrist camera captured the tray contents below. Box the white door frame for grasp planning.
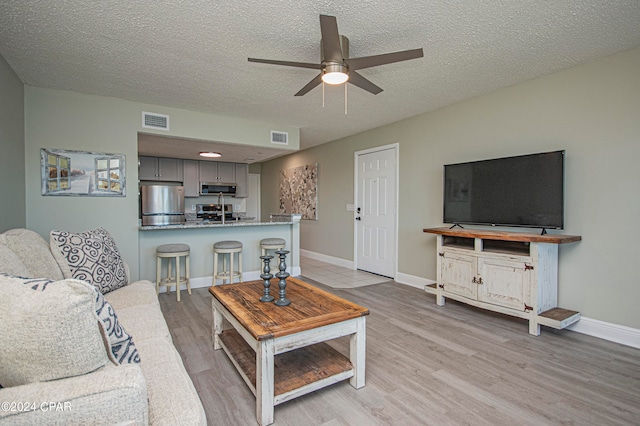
[353,143,399,277]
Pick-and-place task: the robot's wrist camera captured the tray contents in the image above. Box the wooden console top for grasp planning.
[423,227,581,244]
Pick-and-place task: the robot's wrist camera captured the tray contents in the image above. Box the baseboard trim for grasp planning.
[296,253,640,349]
[396,271,640,349]
[300,249,354,269]
[176,267,302,291]
[566,316,640,349]
[395,272,437,289]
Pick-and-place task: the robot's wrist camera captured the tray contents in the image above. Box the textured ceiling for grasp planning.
[2,1,640,153]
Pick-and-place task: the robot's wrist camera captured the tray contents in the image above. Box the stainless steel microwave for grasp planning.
[200,182,237,195]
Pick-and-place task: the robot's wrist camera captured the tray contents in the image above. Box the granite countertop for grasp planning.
[139,220,295,231]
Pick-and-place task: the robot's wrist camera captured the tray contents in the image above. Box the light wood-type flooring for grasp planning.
[158,278,640,425]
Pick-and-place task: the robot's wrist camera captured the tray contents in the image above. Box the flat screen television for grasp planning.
[443,150,565,230]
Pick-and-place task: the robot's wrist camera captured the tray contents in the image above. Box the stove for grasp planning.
[196,204,233,222]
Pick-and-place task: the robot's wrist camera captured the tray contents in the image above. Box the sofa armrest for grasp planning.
[0,364,148,426]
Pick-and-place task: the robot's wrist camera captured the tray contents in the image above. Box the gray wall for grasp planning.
[0,54,25,232]
[23,87,299,280]
[261,46,640,329]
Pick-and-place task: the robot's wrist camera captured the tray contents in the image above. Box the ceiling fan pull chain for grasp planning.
[345,82,348,115]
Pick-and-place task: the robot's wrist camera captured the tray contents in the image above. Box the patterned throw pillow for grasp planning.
[95,291,140,364]
[0,272,140,365]
[50,227,128,294]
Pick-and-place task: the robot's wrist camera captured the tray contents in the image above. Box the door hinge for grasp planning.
[524,303,533,311]
[524,264,534,271]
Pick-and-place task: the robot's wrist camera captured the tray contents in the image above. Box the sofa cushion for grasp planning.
[104,280,159,310]
[0,275,109,387]
[50,227,128,294]
[0,229,64,280]
[112,302,172,343]
[135,336,207,425]
[0,363,149,425]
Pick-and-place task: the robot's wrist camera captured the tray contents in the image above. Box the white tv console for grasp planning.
[423,227,581,335]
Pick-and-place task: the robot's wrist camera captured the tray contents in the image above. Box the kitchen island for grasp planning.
[139,215,301,290]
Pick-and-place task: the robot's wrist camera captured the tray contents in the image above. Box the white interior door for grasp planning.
[355,146,397,278]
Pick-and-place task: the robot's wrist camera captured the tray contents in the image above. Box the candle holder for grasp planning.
[259,255,274,302]
[274,250,291,306]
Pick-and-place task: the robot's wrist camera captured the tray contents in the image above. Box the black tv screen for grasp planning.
[443,150,565,230]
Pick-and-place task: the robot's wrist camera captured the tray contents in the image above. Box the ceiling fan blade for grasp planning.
[294,73,323,96]
[248,58,321,70]
[319,15,343,62]
[345,48,424,70]
[348,71,383,95]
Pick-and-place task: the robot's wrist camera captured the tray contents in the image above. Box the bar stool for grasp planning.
[213,240,243,285]
[156,243,191,302]
[260,237,286,257]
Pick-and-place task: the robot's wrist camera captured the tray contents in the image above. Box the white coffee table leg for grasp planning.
[212,300,223,350]
[349,316,366,389]
[256,338,275,425]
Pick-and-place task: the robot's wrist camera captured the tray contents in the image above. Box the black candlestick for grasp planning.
[259,255,275,302]
[274,250,290,306]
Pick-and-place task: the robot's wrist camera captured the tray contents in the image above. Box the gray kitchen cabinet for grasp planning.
[218,162,236,182]
[234,163,249,198]
[199,161,235,183]
[183,160,199,197]
[139,156,183,182]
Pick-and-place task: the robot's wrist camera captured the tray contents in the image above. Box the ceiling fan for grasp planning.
[248,15,424,96]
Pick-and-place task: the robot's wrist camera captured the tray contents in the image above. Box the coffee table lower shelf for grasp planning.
[219,329,354,405]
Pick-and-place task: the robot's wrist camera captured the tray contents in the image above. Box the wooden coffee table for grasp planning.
[209,277,369,426]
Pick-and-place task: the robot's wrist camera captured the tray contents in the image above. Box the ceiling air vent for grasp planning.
[271,130,288,145]
[142,112,170,131]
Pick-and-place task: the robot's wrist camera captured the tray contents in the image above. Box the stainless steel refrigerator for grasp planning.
[141,185,185,226]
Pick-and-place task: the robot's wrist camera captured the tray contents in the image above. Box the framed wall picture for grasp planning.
[41,149,126,196]
[279,163,317,220]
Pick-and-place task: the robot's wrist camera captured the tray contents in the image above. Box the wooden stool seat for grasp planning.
[156,243,191,302]
[213,240,243,285]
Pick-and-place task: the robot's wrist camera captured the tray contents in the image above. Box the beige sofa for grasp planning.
[0,229,206,425]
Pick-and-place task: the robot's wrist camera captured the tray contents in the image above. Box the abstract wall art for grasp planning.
[279,163,317,220]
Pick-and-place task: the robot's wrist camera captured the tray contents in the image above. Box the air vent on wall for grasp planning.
[271,130,288,145]
[142,112,170,131]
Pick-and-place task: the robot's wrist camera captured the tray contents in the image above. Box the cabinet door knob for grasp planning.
[477,277,483,285]
[472,277,476,283]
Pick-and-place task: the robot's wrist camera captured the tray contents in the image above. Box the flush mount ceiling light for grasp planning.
[322,63,349,85]
[199,151,221,158]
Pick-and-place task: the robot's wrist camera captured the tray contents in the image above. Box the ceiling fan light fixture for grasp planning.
[322,63,349,85]
[199,151,221,158]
